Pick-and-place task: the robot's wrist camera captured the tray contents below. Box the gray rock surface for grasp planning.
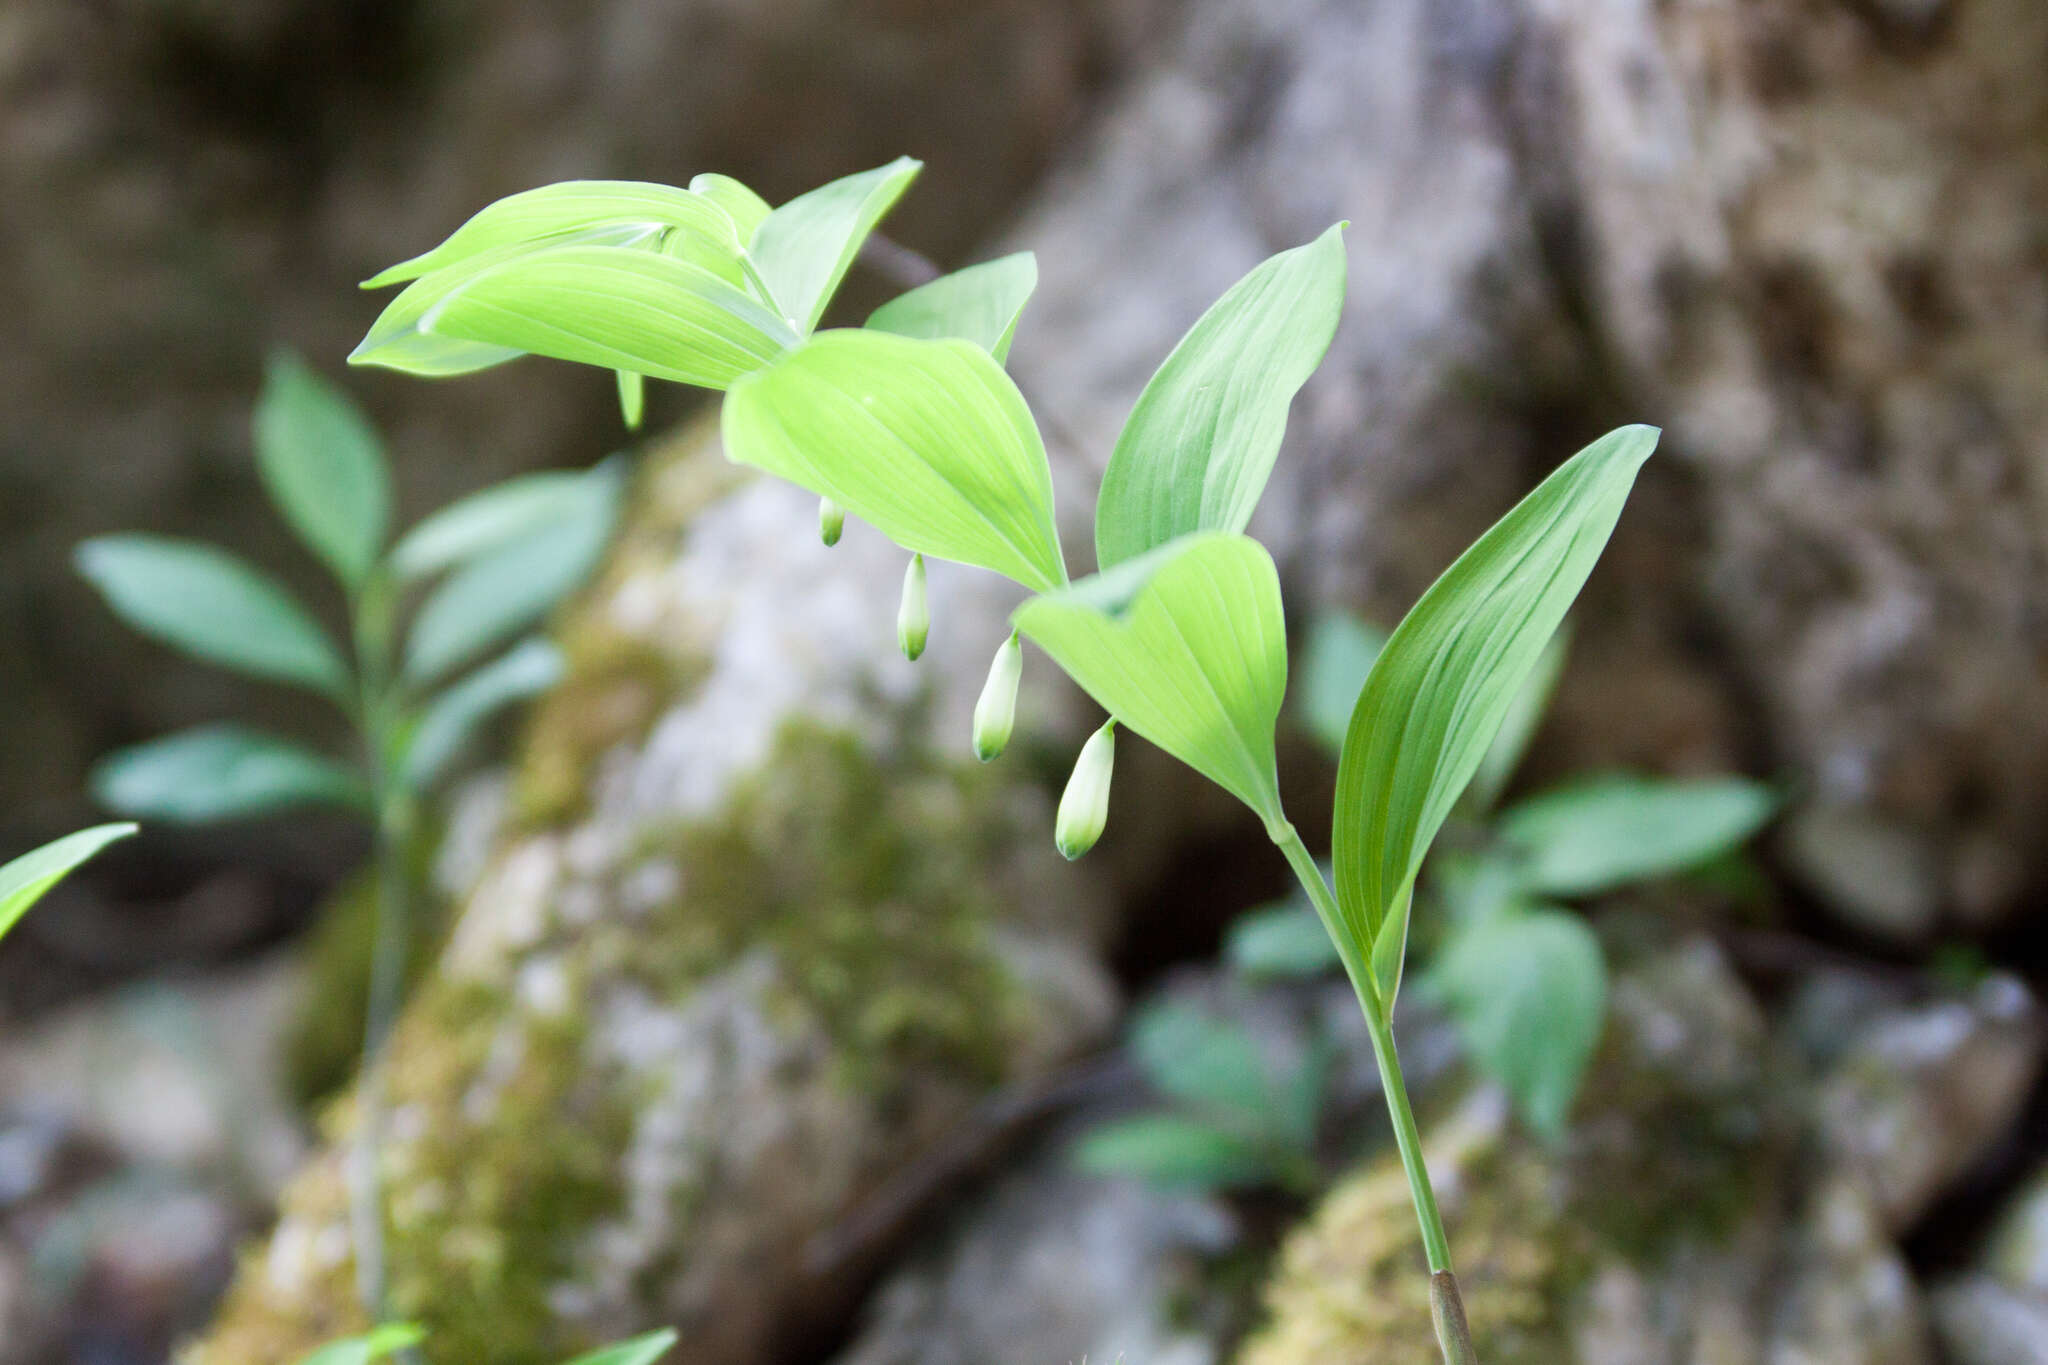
[1930,1161,2048,1365]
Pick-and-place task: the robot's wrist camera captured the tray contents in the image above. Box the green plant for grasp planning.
[75,354,621,1322]
[0,823,137,945]
[351,156,1660,1364]
[1231,615,1777,1139]
[299,1325,675,1365]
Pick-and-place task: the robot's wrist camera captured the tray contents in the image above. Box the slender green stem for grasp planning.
[1271,821,1477,1364]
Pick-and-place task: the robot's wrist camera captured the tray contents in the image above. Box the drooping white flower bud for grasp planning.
[819,495,846,547]
[898,553,929,661]
[1056,719,1116,860]
[973,631,1023,762]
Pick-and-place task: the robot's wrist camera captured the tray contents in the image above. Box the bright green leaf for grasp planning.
[403,461,622,685]
[1296,611,1387,756]
[362,181,741,288]
[1014,532,1286,825]
[254,353,390,591]
[1095,224,1347,568]
[1071,1114,1272,1191]
[420,246,799,389]
[76,536,350,700]
[557,1328,679,1365]
[1427,907,1606,1140]
[1227,900,1341,979]
[750,157,922,332]
[723,329,1067,591]
[1331,425,1658,1005]
[0,824,137,943]
[1462,624,1571,816]
[93,726,370,823]
[866,252,1037,363]
[295,1323,427,1365]
[401,639,564,790]
[691,173,770,242]
[389,470,589,582]
[1500,774,1778,897]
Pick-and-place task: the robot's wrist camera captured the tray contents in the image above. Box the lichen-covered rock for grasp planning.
[1238,939,1932,1364]
[183,424,1119,1365]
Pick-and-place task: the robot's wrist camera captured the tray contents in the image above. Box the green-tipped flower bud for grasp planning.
[1056,719,1115,860]
[898,553,929,661]
[616,370,645,430]
[819,495,845,547]
[973,631,1023,762]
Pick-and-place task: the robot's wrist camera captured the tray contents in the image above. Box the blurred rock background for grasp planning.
[3,0,2046,1363]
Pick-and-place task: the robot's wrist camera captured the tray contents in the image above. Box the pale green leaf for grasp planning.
[254,353,389,591]
[1428,907,1606,1140]
[557,1329,679,1365]
[389,470,588,581]
[1014,532,1287,824]
[722,329,1066,591]
[691,173,770,242]
[362,181,741,288]
[0,824,137,943]
[295,1323,426,1365]
[401,639,564,790]
[93,726,370,823]
[1460,624,1571,816]
[1072,1114,1272,1191]
[866,252,1037,363]
[1296,611,1386,756]
[76,536,350,700]
[1226,900,1342,979]
[1331,425,1658,1004]
[750,157,921,332]
[1500,774,1778,897]
[1130,1001,1274,1120]
[1095,224,1347,568]
[420,246,799,389]
[403,462,622,685]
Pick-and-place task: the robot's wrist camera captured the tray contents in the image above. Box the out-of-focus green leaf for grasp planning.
[1094,225,1347,569]
[92,726,370,823]
[1331,425,1658,1007]
[1296,611,1386,756]
[1461,625,1570,816]
[76,536,350,701]
[253,353,389,592]
[866,252,1037,363]
[294,1323,426,1365]
[557,1328,680,1365]
[1130,1000,1273,1119]
[403,461,622,685]
[1014,533,1286,825]
[401,639,564,790]
[362,181,741,287]
[749,157,921,331]
[418,246,798,389]
[1427,907,1606,1141]
[1227,900,1342,979]
[691,173,770,243]
[723,329,1066,591]
[1500,775,1778,897]
[389,470,589,582]
[1072,1114,1272,1191]
[0,824,137,943]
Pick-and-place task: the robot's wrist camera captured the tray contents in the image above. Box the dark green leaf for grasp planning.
[76,536,350,700]
[0,824,137,943]
[750,157,921,331]
[1296,611,1386,756]
[93,727,370,823]
[1428,907,1606,1140]
[723,329,1067,591]
[1331,425,1658,1005]
[1094,224,1347,568]
[1500,775,1778,897]
[866,252,1037,363]
[401,639,564,790]
[1071,1114,1272,1191]
[403,462,622,685]
[1014,533,1286,825]
[254,353,389,591]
